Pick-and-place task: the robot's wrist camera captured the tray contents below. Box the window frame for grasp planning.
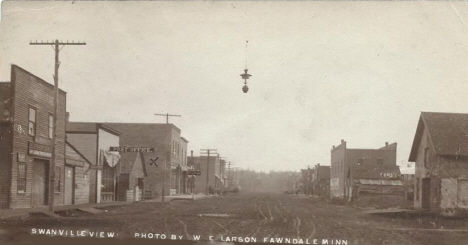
[48,113,54,139]
[28,106,37,136]
[17,163,27,194]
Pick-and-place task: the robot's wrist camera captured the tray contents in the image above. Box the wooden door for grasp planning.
[32,159,48,206]
[422,178,431,209]
[64,166,74,205]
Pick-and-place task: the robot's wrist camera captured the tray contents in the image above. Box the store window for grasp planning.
[17,163,27,193]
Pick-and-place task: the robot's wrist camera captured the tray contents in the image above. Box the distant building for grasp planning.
[409,112,468,216]
[188,155,223,194]
[330,140,397,199]
[117,152,148,202]
[311,164,330,196]
[300,168,313,195]
[0,65,67,209]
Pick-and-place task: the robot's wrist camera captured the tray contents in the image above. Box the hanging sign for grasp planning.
[110,146,155,153]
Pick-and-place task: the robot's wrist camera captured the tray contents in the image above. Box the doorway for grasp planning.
[65,166,75,205]
[32,159,49,206]
[422,178,431,209]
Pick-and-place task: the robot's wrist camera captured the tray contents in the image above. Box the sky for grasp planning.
[1,1,467,173]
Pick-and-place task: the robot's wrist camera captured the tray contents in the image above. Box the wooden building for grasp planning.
[409,112,468,217]
[66,122,121,203]
[0,65,67,209]
[65,141,92,204]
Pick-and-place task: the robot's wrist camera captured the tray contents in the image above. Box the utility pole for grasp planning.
[30,39,86,212]
[200,149,217,195]
[227,162,235,188]
[155,112,181,124]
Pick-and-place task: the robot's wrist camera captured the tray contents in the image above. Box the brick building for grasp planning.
[409,112,468,216]
[104,123,188,197]
[0,65,67,209]
[330,139,397,199]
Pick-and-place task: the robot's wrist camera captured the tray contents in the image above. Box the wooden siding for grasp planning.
[9,65,67,209]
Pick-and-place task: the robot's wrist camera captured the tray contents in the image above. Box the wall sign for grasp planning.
[110,146,155,152]
[28,142,52,158]
[66,158,84,167]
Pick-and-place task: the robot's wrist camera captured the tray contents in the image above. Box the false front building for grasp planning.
[0,65,67,209]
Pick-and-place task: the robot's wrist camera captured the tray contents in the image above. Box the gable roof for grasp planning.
[409,112,468,161]
[119,152,148,176]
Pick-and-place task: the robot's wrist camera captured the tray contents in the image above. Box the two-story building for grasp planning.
[0,65,67,209]
[104,123,188,198]
[311,164,330,196]
[409,112,468,216]
[330,139,397,199]
[188,155,221,194]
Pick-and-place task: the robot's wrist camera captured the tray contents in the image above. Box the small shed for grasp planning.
[349,164,404,197]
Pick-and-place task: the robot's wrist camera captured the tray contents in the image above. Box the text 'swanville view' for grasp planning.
[0,1,467,245]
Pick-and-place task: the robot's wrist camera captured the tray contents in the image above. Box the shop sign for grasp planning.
[28,142,52,158]
[66,158,84,167]
[109,146,155,152]
[187,170,202,176]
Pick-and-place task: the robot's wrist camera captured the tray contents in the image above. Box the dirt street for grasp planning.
[1,193,467,245]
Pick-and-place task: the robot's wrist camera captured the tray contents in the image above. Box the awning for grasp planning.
[100,150,121,168]
[358,179,403,186]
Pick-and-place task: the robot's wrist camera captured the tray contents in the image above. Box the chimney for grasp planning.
[385,142,389,146]
[191,150,193,157]
[66,112,70,123]
[341,139,345,144]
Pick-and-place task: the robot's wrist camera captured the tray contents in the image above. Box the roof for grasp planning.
[351,164,401,180]
[66,122,121,135]
[409,112,468,161]
[119,152,147,176]
[65,141,93,165]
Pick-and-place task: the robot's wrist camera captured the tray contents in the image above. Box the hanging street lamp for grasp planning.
[240,68,252,93]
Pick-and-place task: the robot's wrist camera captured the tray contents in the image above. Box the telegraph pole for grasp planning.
[30,40,86,212]
[155,113,181,124]
[200,149,217,194]
[227,162,235,188]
